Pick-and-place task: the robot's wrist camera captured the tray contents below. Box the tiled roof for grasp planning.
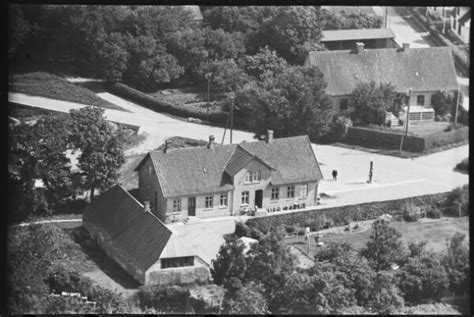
[160,234,199,259]
[321,28,395,42]
[239,136,323,186]
[223,146,274,176]
[83,185,175,271]
[306,46,459,96]
[322,6,376,15]
[138,135,323,198]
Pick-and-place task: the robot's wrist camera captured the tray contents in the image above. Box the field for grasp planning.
[9,72,127,111]
[389,122,451,136]
[287,216,469,259]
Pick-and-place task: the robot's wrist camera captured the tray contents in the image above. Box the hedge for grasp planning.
[344,126,469,152]
[246,192,450,234]
[104,82,249,129]
[344,126,425,152]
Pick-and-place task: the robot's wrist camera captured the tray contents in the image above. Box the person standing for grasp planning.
[332,169,338,181]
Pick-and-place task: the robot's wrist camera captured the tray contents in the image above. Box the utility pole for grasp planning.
[205,72,211,122]
[442,7,446,34]
[399,88,412,153]
[230,97,234,144]
[454,85,461,124]
[385,6,388,28]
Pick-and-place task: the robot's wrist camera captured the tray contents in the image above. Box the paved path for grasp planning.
[386,7,432,48]
[9,92,255,156]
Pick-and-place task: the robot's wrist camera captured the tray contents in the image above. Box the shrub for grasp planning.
[444,185,469,217]
[249,227,264,240]
[426,208,442,219]
[353,224,359,230]
[344,226,350,232]
[455,158,468,172]
[235,221,251,238]
[284,224,296,235]
[134,285,192,313]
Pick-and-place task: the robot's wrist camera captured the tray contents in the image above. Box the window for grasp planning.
[245,172,252,184]
[287,185,295,198]
[148,165,152,175]
[161,256,194,269]
[340,98,349,111]
[253,171,261,182]
[300,184,308,197]
[205,195,213,208]
[271,187,279,200]
[241,191,249,205]
[173,198,181,212]
[220,193,228,207]
[416,95,425,106]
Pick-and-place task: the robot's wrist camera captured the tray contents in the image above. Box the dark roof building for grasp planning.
[305,45,458,96]
[83,185,209,285]
[321,28,396,50]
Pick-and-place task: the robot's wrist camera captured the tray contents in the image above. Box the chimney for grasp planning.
[402,43,410,51]
[356,42,365,54]
[266,130,274,143]
[207,135,215,149]
[163,139,171,153]
[144,201,150,213]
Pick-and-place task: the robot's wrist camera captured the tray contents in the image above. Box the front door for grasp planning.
[188,197,196,216]
[254,190,263,209]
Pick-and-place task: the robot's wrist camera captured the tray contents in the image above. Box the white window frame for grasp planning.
[287,185,295,198]
[220,193,228,207]
[300,184,308,197]
[416,95,425,106]
[241,191,249,205]
[245,172,252,184]
[205,195,213,208]
[148,165,152,175]
[253,170,261,182]
[271,187,279,200]
[172,198,181,212]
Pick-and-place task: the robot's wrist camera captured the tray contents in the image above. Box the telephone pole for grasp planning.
[399,88,412,153]
[230,97,234,144]
[454,85,461,124]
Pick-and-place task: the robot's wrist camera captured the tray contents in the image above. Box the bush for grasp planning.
[134,285,192,313]
[444,185,469,217]
[235,221,251,238]
[455,158,468,172]
[324,116,352,142]
[424,126,469,150]
[426,208,442,219]
[249,227,264,240]
[284,224,296,235]
[246,192,452,234]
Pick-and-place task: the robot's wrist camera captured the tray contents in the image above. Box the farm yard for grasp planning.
[286,216,469,260]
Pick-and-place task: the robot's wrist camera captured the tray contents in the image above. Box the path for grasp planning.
[8,92,255,156]
[386,6,433,48]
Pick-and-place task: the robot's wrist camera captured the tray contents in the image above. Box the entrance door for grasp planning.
[254,190,263,209]
[188,197,196,216]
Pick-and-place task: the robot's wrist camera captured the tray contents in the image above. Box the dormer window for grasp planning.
[245,170,261,184]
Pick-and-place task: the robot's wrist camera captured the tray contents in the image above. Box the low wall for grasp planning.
[146,266,209,286]
[245,192,449,234]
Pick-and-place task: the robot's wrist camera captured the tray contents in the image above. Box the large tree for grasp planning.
[221,282,269,314]
[350,81,397,125]
[8,116,73,221]
[69,106,124,201]
[240,46,288,81]
[319,9,384,30]
[252,6,324,64]
[235,65,333,141]
[360,219,404,272]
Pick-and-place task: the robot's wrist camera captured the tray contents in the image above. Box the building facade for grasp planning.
[83,185,210,285]
[450,7,470,44]
[135,133,323,222]
[321,28,396,51]
[305,43,459,121]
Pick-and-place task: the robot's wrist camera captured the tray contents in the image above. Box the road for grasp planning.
[9,92,255,156]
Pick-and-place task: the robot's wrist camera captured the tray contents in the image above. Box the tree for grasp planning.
[201,59,249,94]
[235,65,333,141]
[92,31,130,82]
[444,185,469,217]
[350,81,397,126]
[442,233,470,295]
[319,10,384,30]
[7,224,74,314]
[8,116,73,221]
[367,272,404,314]
[222,282,269,314]
[9,4,31,59]
[211,234,249,291]
[360,219,404,272]
[253,6,324,64]
[431,90,458,118]
[69,107,124,201]
[240,46,288,81]
[397,253,449,303]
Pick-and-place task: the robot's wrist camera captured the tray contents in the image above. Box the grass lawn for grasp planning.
[9,72,127,111]
[287,216,469,259]
[389,122,451,136]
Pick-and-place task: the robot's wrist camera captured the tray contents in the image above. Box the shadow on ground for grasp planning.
[70,226,141,290]
[76,81,108,94]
